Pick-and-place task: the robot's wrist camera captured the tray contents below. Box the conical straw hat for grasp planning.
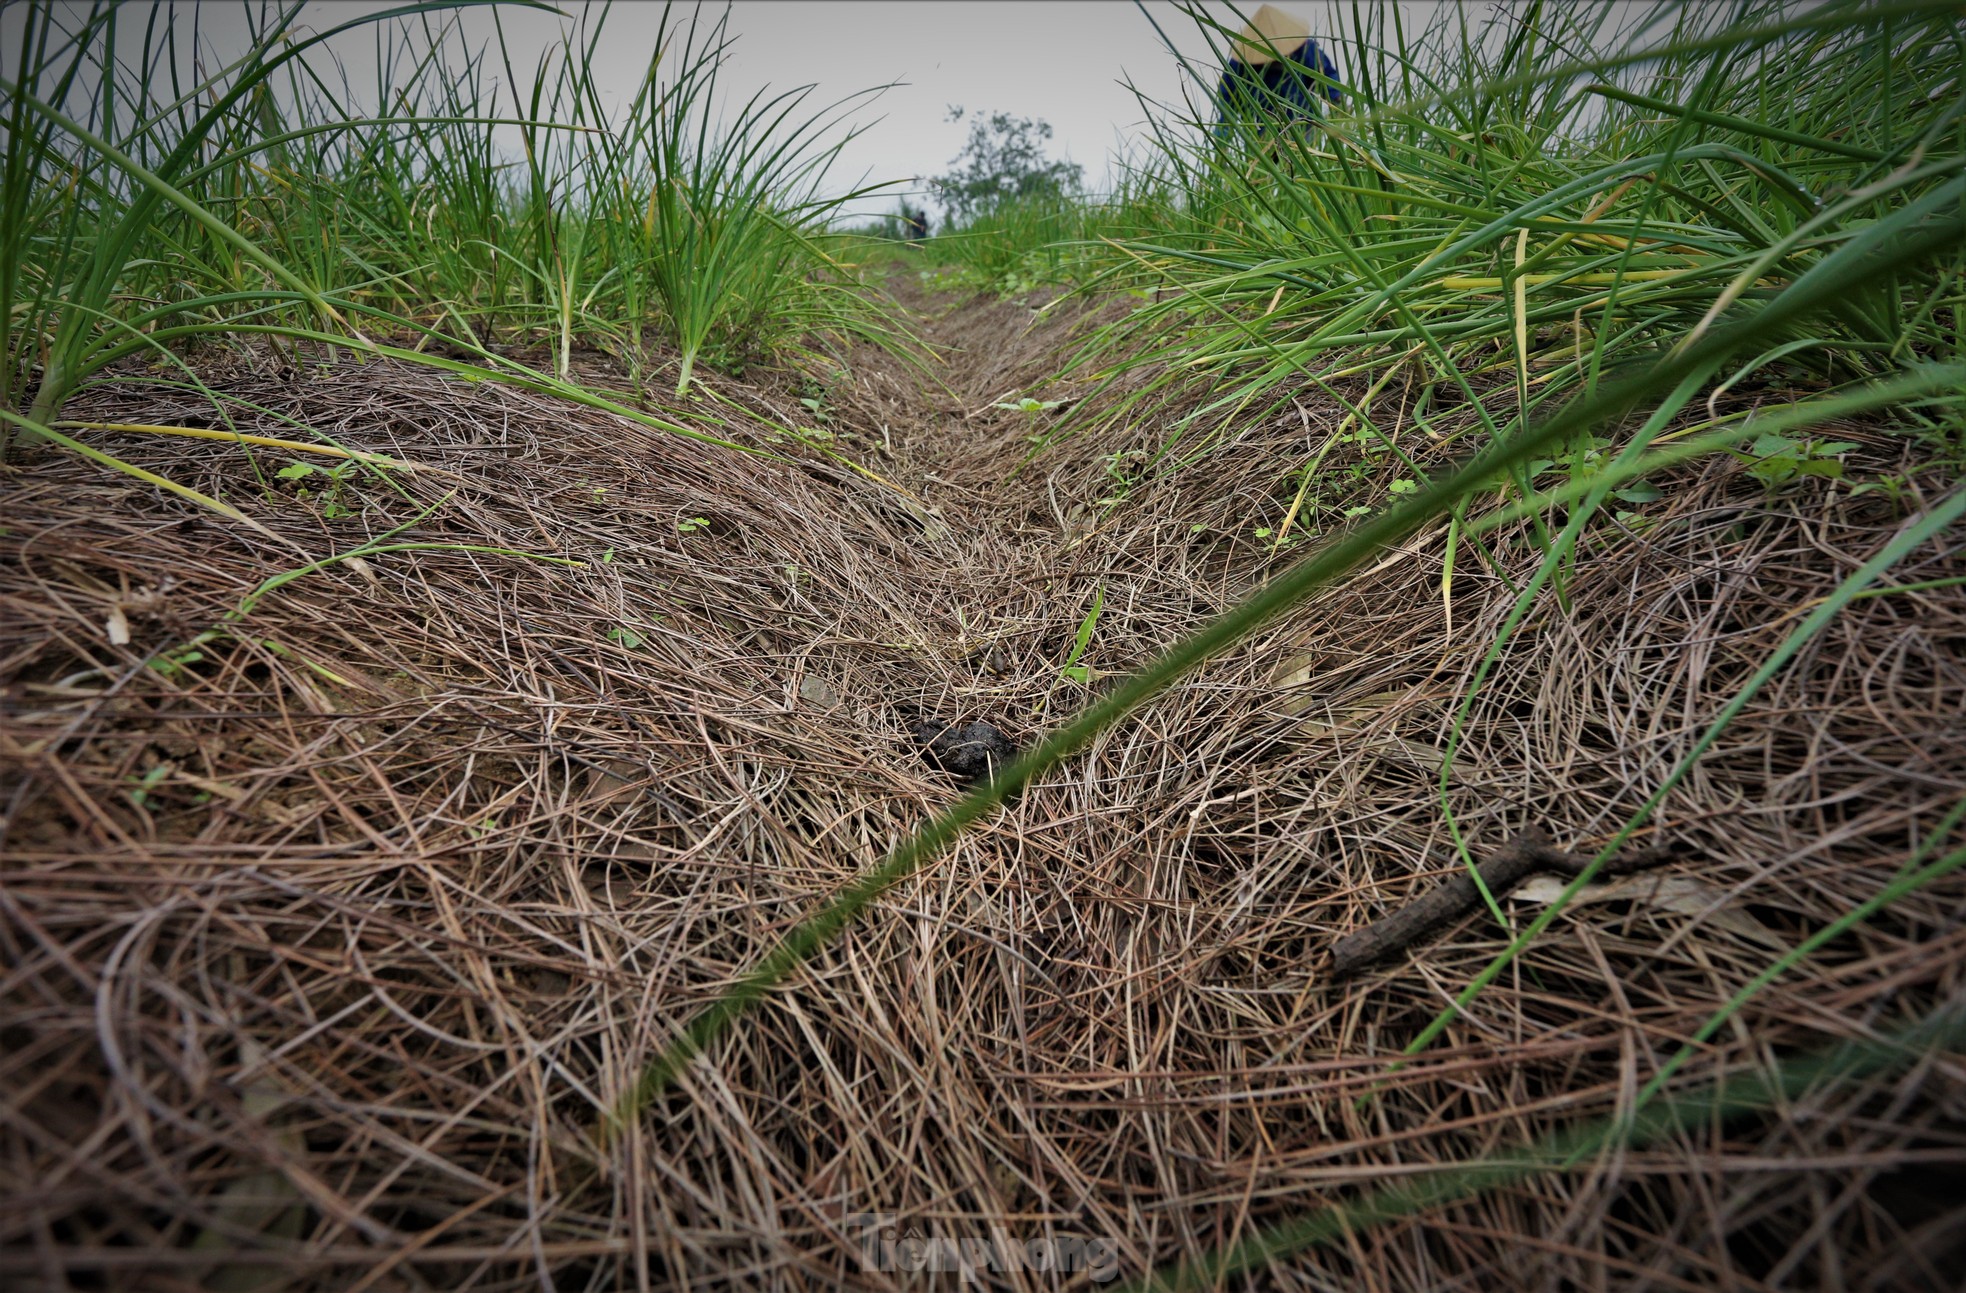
[1232,4,1310,66]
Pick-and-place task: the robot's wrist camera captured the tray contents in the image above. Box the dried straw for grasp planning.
[3,293,1962,1290]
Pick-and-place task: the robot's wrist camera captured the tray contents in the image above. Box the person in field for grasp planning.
[1214,4,1341,135]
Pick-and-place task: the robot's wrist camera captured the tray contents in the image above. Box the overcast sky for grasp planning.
[465,0,1375,209]
[306,0,1421,214]
[17,1,1560,217]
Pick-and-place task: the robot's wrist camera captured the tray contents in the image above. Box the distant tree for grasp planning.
[928,106,1084,224]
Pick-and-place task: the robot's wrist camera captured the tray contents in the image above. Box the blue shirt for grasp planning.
[1215,40,1342,133]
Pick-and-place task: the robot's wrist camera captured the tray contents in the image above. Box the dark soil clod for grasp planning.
[905,711,1018,786]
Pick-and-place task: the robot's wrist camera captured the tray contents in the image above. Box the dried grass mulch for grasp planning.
[3,301,1964,1290]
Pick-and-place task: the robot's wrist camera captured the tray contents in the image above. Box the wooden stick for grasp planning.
[1330,826,1682,977]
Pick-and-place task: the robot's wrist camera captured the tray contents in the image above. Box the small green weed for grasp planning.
[276,459,360,518]
[1058,586,1103,686]
[1254,523,1311,548]
[1734,434,1859,489]
[126,762,171,808]
[1094,447,1148,508]
[147,632,219,678]
[993,396,1068,417]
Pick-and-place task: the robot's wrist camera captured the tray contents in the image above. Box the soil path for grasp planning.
[820,265,1242,738]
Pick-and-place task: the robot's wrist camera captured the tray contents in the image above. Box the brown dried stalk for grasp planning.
[1330,826,1684,977]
